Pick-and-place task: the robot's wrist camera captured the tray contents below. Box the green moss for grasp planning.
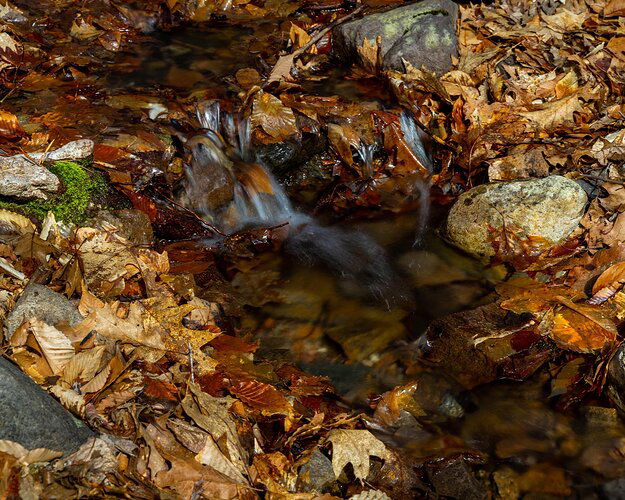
[0,161,108,224]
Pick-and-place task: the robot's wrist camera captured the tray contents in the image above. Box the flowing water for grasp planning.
[108,22,621,496]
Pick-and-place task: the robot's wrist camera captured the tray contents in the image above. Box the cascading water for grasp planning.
[182,101,432,305]
[399,110,434,246]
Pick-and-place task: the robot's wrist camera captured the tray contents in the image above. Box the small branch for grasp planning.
[580,174,625,186]
[266,5,365,85]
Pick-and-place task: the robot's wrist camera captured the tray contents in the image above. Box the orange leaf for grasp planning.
[0,110,24,139]
[590,261,625,305]
[605,0,625,17]
[251,91,298,141]
[231,380,290,414]
[550,308,615,353]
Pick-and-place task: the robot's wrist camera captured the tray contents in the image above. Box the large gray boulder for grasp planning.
[445,175,587,258]
[5,283,83,340]
[0,357,93,454]
[333,0,458,74]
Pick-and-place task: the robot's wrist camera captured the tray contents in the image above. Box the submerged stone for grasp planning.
[333,0,458,74]
[446,175,587,258]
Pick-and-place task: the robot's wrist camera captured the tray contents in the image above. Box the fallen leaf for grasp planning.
[251,91,298,141]
[28,319,75,375]
[326,429,390,481]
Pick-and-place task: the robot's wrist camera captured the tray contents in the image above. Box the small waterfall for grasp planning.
[184,101,411,305]
[399,110,433,246]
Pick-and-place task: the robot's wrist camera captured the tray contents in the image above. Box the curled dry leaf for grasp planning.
[27,319,75,375]
[590,261,625,304]
[251,91,298,141]
[0,440,62,464]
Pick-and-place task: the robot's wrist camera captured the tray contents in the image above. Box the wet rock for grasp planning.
[296,449,336,493]
[333,0,458,74]
[0,140,95,200]
[0,357,93,454]
[5,283,83,340]
[608,343,625,414]
[183,135,235,212]
[603,478,625,499]
[446,175,587,258]
[255,129,326,174]
[428,459,487,500]
[0,156,60,200]
[421,302,542,389]
[94,209,154,245]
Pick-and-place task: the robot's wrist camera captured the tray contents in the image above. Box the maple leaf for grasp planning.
[251,91,299,141]
[326,429,390,481]
[357,36,382,74]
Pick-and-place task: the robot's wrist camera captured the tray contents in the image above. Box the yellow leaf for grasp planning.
[251,91,298,141]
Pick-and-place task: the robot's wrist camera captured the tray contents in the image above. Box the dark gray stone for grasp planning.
[0,357,93,454]
[603,478,625,499]
[5,283,83,340]
[255,130,327,174]
[333,0,458,74]
[428,459,486,500]
[297,449,336,493]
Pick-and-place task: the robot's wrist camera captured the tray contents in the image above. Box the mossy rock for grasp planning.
[333,0,458,74]
[0,161,107,225]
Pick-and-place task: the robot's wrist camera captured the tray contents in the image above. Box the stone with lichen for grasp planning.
[333,0,458,74]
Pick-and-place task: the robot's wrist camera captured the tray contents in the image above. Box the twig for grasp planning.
[580,174,625,186]
[266,5,365,84]
[188,341,195,384]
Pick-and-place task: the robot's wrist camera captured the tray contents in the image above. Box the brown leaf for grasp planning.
[231,380,290,415]
[550,306,616,353]
[251,91,298,141]
[235,68,260,89]
[605,0,625,17]
[518,94,582,131]
[592,261,625,297]
[0,110,24,139]
[28,320,75,375]
[357,36,382,74]
[326,429,390,481]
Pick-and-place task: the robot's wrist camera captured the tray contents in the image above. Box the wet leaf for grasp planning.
[326,429,390,481]
[231,380,291,415]
[251,91,298,141]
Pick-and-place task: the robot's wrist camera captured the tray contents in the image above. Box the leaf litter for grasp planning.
[3,0,625,497]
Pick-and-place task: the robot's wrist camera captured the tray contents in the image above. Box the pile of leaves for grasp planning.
[4,0,625,497]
